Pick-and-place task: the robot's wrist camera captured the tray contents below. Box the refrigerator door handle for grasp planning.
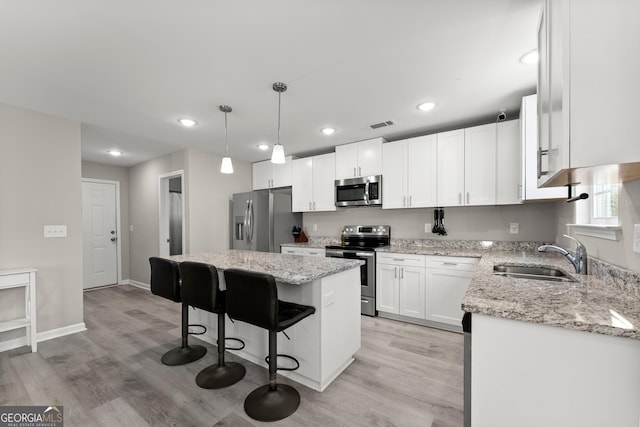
[247,200,254,244]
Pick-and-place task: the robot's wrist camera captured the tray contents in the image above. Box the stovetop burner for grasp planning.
[326,225,390,251]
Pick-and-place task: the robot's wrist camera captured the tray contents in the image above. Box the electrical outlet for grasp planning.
[509,223,519,234]
[633,224,640,254]
[44,225,67,238]
[424,223,431,233]
[313,223,318,232]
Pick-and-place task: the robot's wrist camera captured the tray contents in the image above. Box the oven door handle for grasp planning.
[354,252,375,258]
[325,249,345,257]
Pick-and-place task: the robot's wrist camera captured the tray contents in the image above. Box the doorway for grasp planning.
[159,170,185,256]
[82,179,121,289]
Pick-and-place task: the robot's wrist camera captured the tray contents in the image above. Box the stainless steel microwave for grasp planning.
[335,175,382,207]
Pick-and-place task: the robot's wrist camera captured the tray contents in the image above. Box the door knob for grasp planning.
[110,237,117,242]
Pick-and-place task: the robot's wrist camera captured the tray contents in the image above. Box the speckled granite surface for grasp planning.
[282,238,640,339]
[281,237,339,249]
[169,249,362,285]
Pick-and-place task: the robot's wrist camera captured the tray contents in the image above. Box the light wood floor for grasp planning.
[0,285,464,426]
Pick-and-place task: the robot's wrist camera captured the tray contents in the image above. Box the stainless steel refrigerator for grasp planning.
[232,188,302,253]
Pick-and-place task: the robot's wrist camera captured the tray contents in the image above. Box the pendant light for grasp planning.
[271,82,287,164]
[219,105,234,174]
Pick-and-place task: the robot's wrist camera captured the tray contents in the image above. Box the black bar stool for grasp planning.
[179,261,246,389]
[149,257,206,365]
[223,268,316,422]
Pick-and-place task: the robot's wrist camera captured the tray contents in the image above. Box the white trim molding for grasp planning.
[567,224,622,241]
[129,280,150,291]
[0,322,87,353]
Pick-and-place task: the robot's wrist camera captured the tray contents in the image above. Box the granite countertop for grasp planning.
[169,249,363,285]
[379,241,640,340]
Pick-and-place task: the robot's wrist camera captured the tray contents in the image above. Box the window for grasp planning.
[575,183,619,225]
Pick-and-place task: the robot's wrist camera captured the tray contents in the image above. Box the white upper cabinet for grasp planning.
[436,129,465,206]
[335,137,384,179]
[437,124,496,207]
[252,156,293,190]
[521,94,565,200]
[496,119,522,205]
[291,153,336,212]
[464,123,497,206]
[382,135,437,209]
[538,0,640,187]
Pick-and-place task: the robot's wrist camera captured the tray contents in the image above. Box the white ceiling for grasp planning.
[0,0,541,167]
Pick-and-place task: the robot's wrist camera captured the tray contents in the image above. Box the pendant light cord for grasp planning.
[277,90,282,146]
[224,111,229,153]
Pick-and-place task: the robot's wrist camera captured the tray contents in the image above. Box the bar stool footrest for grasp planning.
[224,337,245,351]
[264,354,300,371]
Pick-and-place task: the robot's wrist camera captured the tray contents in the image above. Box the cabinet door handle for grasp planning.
[392,258,405,261]
[466,192,470,204]
[353,167,357,177]
[313,201,316,210]
[309,201,312,210]
[403,196,406,207]
[394,267,397,278]
[409,195,412,206]
[400,267,404,279]
[359,166,362,176]
[458,193,462,204]
[537,148,549,178]
[443,262,458,266]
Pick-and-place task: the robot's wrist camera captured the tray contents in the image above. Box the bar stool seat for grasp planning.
[224,268,315,422]
[179,261,246,389]
[149,257,206,365]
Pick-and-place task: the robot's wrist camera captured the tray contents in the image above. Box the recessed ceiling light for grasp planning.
[107,150,122,157]
[321,127,336,135]
[178,118,197,127]
[417,101,437,112]
[257,143,270,151]
[519,49,539,65]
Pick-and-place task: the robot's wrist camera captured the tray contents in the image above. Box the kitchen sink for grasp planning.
[493,264,575,282]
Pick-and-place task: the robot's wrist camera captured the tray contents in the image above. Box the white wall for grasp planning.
[185,148,252,253]
[304,202,559,243]
[128,151,186,283]
[556,178,640,274]
[81,161,131,281]
[127,148,252,284]
[0,103,84,340]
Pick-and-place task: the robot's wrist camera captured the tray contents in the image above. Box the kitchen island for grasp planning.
[168,250,363,392]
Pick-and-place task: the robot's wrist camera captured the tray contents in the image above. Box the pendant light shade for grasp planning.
[271,82,287,164]
[219,105,234,174]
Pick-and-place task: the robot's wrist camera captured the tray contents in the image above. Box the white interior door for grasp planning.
[82,181,118,289]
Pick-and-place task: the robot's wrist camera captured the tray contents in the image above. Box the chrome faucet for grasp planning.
[538,234,588,274]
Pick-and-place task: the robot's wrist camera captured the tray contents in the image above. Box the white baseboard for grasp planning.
[38,322,87,343]
[129,280,150,291]
[0,322,86,353]
[119,279,131,285]
[0,337,28,353]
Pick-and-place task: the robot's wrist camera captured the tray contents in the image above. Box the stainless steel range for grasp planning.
[325,225,390,316]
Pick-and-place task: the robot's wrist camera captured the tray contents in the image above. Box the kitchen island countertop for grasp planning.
[170,249,362,285]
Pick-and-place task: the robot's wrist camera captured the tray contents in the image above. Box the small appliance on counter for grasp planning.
[325,225,390,316]
[232,188,302,253]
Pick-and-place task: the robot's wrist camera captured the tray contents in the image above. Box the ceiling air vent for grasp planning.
[369,120,395,130]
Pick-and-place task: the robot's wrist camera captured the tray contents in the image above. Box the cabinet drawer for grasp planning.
[377,253,426,267]
[0,273,30,289]
[426,256,479,272]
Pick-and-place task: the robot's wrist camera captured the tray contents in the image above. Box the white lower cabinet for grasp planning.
[281,247,326,257]
[376,252,479,328]
[425,256,479,325]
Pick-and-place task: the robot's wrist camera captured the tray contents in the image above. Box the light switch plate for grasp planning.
[633,224,640,254]
[44,225,67,238]
[424,223,431,233]
[509,223,519,234]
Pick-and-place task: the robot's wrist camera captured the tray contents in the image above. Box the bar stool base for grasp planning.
[244,384,300,422]
[161,345,207,366]
[196,362,246,389]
